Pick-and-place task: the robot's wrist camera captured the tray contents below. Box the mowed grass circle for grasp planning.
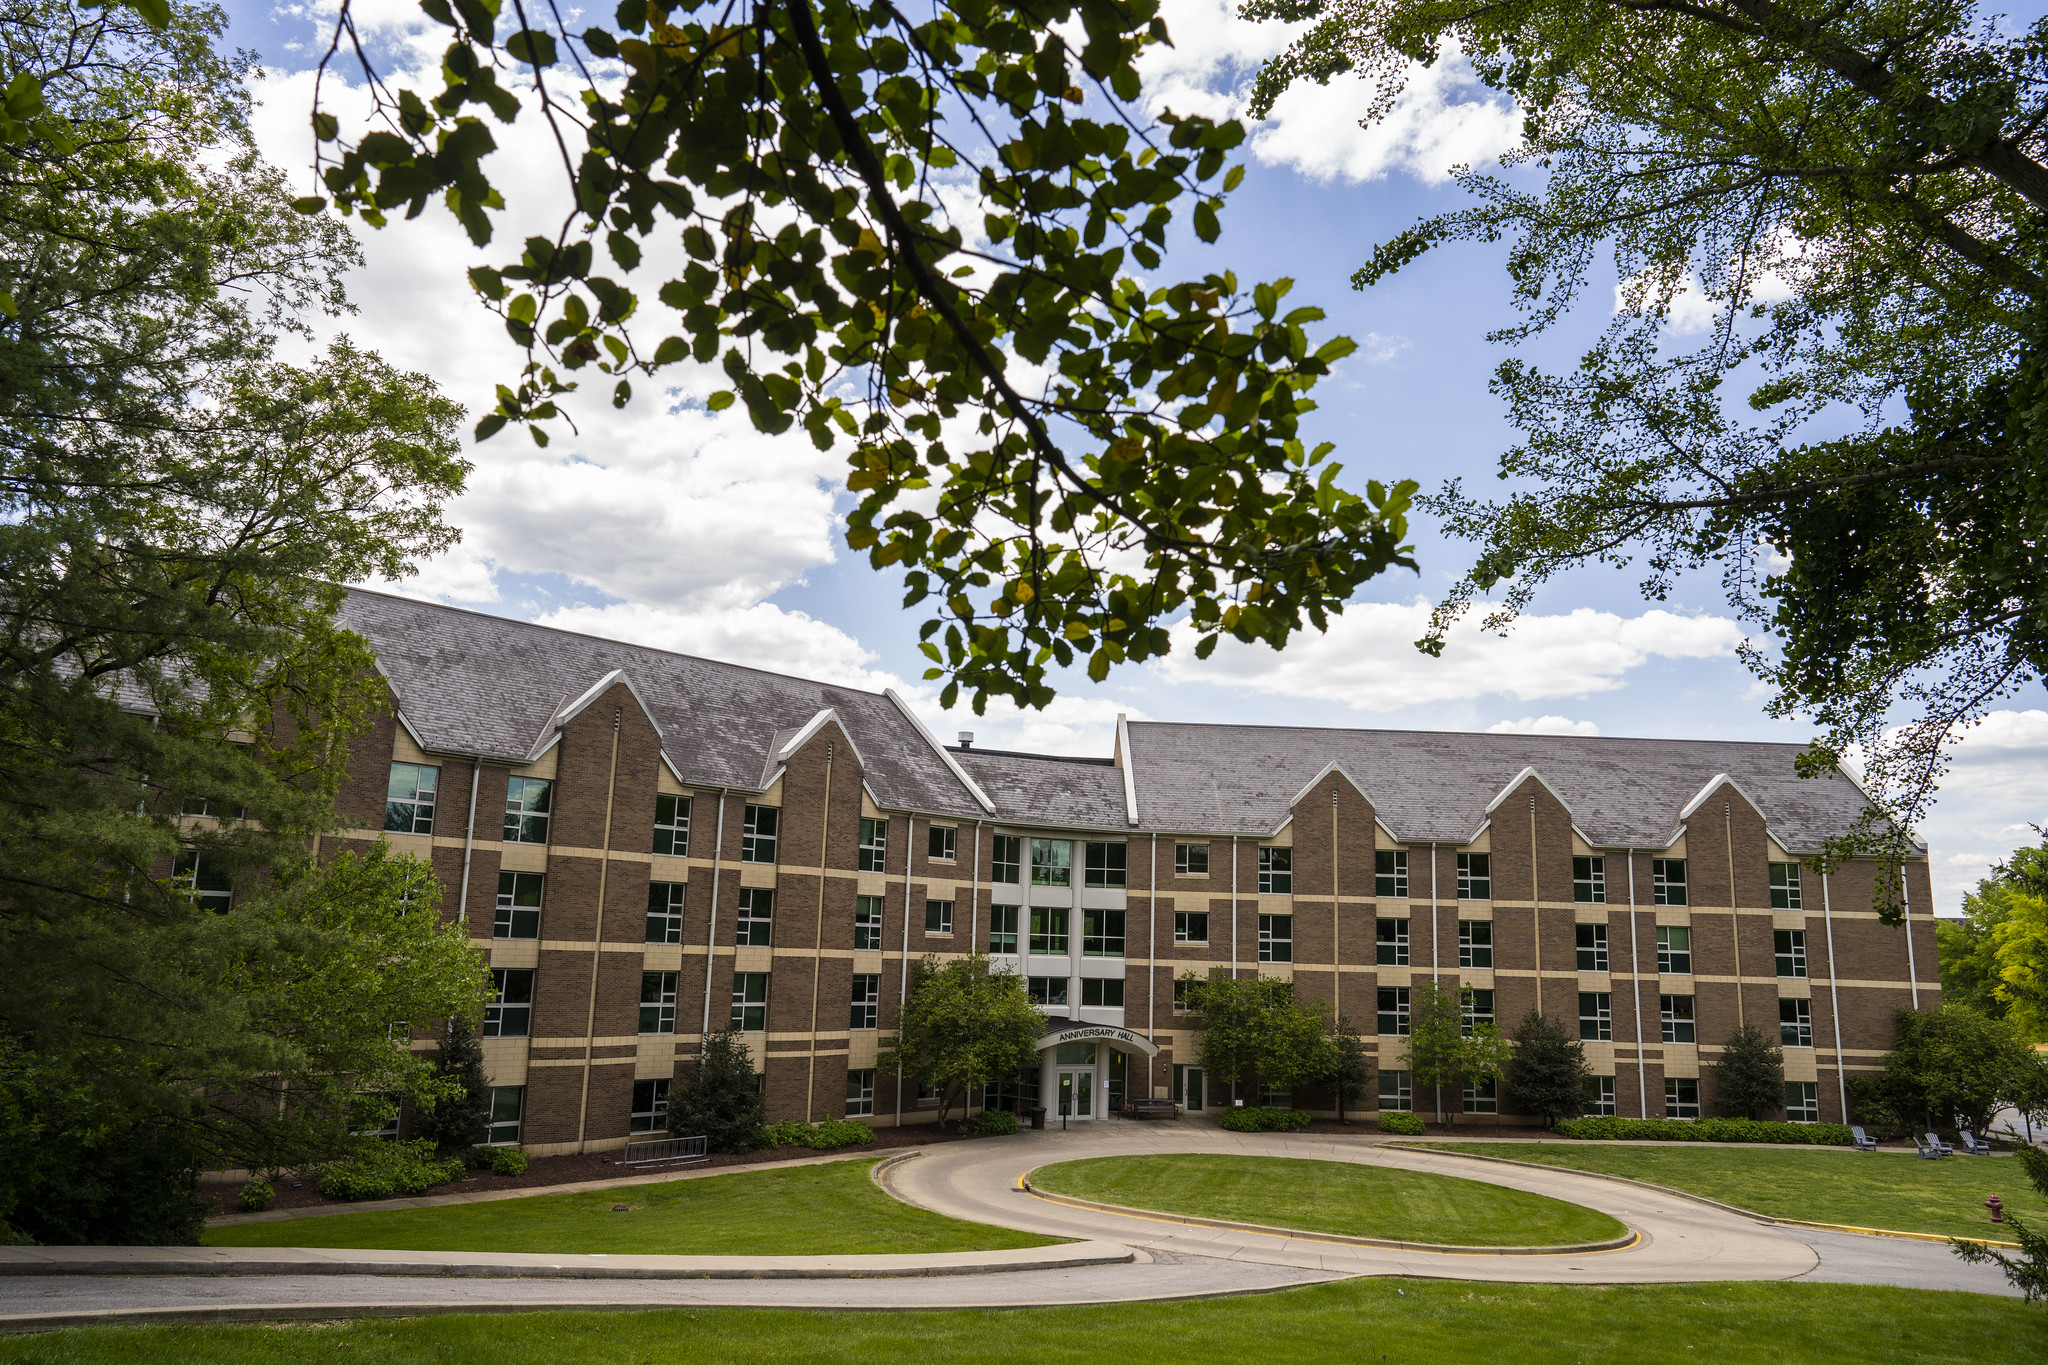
[1030,1155,1628,1247]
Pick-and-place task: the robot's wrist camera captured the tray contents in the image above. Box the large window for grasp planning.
[1175,843,1209,876]
[854,896,885,950]
[1656,925,1693,975]
[1027,976,1068,1007]
[640,971,678,1034]
[988,904,1019,955]
[1172,978,1195,1013]
[850,974,880,1030]
[1664,1078,1700,1119]
[495,871,542,939]
[1774,929,1808,978]
[1081,977,1125,1007]
[1031,839,1072,886]
[1174,911,1209,944]
[1258,914,1293,963]
[1584,1076,1617,1117]
[1462,988,1495,1036]
[1573,856,1606,903]
[858,818,888,872]
[1378,1069,1412,1112]
[1652,858,1688,905]
[174,852,233,913]
[1660,994,1696,1044]
[1579,991,1612,1041]
[653,794,690,857]
[1576,922,1609,972]
[735,888,774,947]
[1779,997,1813,1048]
[487,1086,524,1145]
[646,881,683,944]
[1029,906,1070,955]
[1257,847,1292,894]
[1456,852,1491,900]
[385,762,438,835]
[846,1068,876,1117]
[504,777,552,844]
[630,1079,670,1133]
[1375,849,1408,898]
[1769,861,1803,910]
[991,835,1022,884]
[1463,1079,1498,1114]
[1459,920,1492,968]
[1785,1081,1820,1123]
[1082,909,1125,957]
[1376,917,1409,966]
[484,969,533,1037]
[1084,842,1127,888]
[740,805,778,863]
[1377,986,1410,1036]
[928,826,956,861]
[925,899,954,934]
[730,972,767,1031]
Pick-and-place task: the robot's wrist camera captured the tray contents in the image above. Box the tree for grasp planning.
[881,955,1042,1126]
[1183,974,1337,1103]
[1708,1025,1785,1120]
[1503,1011,1589,1128]
[305,0,1421,711]
[1953,1144,2048,1302]
[1943,842,2048,1037]
[1328,1014,1374,1124]
[1404,979,1467,1124]
[1879,1005,2039,1133]
[669,1027,766,1152]
[1247,0,2048,886]
[412,1017,493,1157]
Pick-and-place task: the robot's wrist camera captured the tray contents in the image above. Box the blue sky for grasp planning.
[219,0,2048,909]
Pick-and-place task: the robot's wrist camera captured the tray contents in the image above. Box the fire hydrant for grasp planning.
[1986,1196,2005,1224]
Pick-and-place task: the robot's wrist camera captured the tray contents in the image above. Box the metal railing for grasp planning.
[622,1134,709,1168]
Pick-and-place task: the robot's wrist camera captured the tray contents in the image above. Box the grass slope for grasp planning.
[204,1159,1058,1256]
[24,1281,2043,1363]
[1029,1154,1626,1246]
[1411,1143,2048,1240]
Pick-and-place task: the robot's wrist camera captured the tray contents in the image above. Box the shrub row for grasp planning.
[961,1109,1020,1135]
[1377,1111,1426,1135]
[317,1139,467,1202]
[473,1144,529,1176]
[1218,1106,1313,1133]
[761,1118,877,1150]
[1554,1116,1854,1145]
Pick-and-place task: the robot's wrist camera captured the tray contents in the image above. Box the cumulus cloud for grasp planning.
[1918,709,2048,910]
[1487,715,1601,736]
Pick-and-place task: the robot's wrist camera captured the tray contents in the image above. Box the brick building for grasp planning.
[327,588,1937,1153]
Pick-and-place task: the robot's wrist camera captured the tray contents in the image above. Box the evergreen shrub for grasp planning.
[480,1146,529,1176]
[1554,1116,1853,1145]
[1378,1111,1426,1135]
[762,1118,876,1150]
[238,1179,274,1212]
[1218,1106,1312,1132]
[962,1109,1020,1135]
[317,1139,465,1202]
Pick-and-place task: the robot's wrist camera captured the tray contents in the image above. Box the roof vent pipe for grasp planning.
[958,732,973,749]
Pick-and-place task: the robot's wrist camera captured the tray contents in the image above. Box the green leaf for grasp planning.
[290,196,328,215]
[506,28,558,68]
[706,390,736,411]
[311,111,340,142]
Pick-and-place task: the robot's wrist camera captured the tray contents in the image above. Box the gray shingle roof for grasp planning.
[949,749,1129,831]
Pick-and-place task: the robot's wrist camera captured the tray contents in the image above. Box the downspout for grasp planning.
[697,790,728,1049]
[575,707,624,1153]
[1726,802,1745,1030]
[1823,869,1848,1121]
[1901,863,1921,1009]
[970,821,983,949]
[1628,849,1647,1120]
[1230,836,1240,979]
[1530,795,1542,1016]
[898,814,914,1128]
[1148,831,1158,1100]
[1331,790,1341,1024]
[1429,842,1439,984]
[457,757,483,928]
[806,741,835,1122]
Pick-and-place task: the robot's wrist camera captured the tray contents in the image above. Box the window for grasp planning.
[988,904,1019,954]
[730,973,768,1031]
[1172,978,1195,1013]
[1082,909,1125,957]
[1029,906,1069,955]
[1031,839,1072,886]
[486,1086,524,1145]
[645,881,683,944]
[495,871,543,939]
[1573,856,1605,903]
[1375,849,1408,898]
[1785,1081,1819,1123]
[1584,1076,1617,1117]
[1174,911,1209,944]
[928,826,956,861]
[740,804,778,863]
[846,1068,876,1117]
[1257,846,1292,894]
[1664,1078,1700,1119]
[640,971,678,1034]
[1780,997,1813,1048]
[1084,842,1127,888]
[850,973,880,1030]
[1376,917,1409,966]
[858,818,888,872]
[630,1079,670,1134]
[735,887,774,947]
[1652,858,1687,906]
[1457,852,1491,899]
[1579,992,1612,1041]
[1175,842,1209,876]
[504,777,552,844]
[1081,977,1125,1007]
[1656,925,1693,975]
[1258,914,1293,963]
[1575,922,1608,972]
[1774,929,1808,978]
[1462,988,1495,1036]
[1770,861,1803,910]
[1377,986,1410,1036]
[1259,1083,1293,1110]
[924,899,953,934]
[484,969,533,1037]
[1660,994,1696,1044]
[385,762,438,835]
[1027,976,1068,1007]
[1459,920,1493,968]
[854,896,885,951]
[1379,1069,1412,1112]
[991,835,1022,884]
[1463,1079,1498,1114]
[653,794,690,857]
[174,852,233,913]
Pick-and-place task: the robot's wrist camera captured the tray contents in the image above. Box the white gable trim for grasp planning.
[884,689,996,813]
[1483,765,1576,816]
[1286,760,1385,812]
[776,707,869,770]
[1116,713,1139,827]
[555,668,664,736]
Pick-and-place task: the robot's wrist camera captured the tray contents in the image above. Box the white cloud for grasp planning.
[1158,598,1745,709]
[1912,709,2048,911]
[536,600,900,693]
[1487,715,1600,736]
[1360,332,1411,362]
[1615,268,1721,335]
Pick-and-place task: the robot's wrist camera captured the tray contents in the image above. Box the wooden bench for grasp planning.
[1129,1099,1180,1120]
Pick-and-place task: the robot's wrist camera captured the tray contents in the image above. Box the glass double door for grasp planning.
[1056,1069,1094,1118]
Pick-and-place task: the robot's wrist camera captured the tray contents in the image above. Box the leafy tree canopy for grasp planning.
[1878,1003,2043,1133]
[1181,973,1336,1095]
[881,954,1043,1124]
[1708,1023,1785,1120]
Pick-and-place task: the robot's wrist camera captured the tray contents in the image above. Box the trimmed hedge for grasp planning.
[318,1139,466,1202]
[1377,1111,1426,1135]
[962,1109,1020,1135]
[1554,1116,1854,1145]
[1218,1106,1312,1133]
[762,1118,878,1150]
[479,1145,529,1176]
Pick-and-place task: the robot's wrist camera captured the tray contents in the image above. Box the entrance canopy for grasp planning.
[1035,1018,1159,1058]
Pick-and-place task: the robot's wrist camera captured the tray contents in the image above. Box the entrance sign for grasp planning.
[1037,1024,1158,1057]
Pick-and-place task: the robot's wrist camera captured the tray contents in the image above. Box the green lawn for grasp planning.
[22,1281,2043,1363]
[203,1159,1058,1256]
[1409,1143,2048,1240]
[1029,1154,1627,1247]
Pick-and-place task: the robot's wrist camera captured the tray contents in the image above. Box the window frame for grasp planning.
[1572,855,1606,904]
[729,972,768,1031]
[1462,987,1495,1037]
[1575,921,1609,972]
[1659,993,1696,1044]
[645,880,683,944]
[1785,1080,1819,1123]
[1578,991,1613,1041]
[1173,910,1209,944]
[1083,841,1127,889]
[987,903,1020,955]
[1652,858,1688,906]
[990,835,1022,884]
[640,970,679,1035]
[1656,924,1693,975]
[1462,1078,1498,1114]
[630,1078,671,1134]
[1029,906,1070,955]
[494,870,543,940]
[1584,1075,1617,1117]
[1375,849,1408,899]
[849,973,880,1030]
[1081,908,1125,957]
[1080,977,1125,1008]
[1174,842,1209,876]
[1664,1077,1701,1119]
[487,1085,524,1145]
[1377,986,1411,1037]
[858,817,888,873]
[740,804,779,864]
[1769,861,1803,910]
[503,777,553,845]
[1257,846,1293,895]
[853,895,885,951]
[1779,996,1813,1048]
[653,793,691,858]
[1378,1068,1412,1112]
[174,851,233,913]
[1257,913,1293,963]
[927,826,957,861]
[1458,919,1493,968]
[735,887,774,947]
[846,1068,877,1117]
[1027,975,1068,1007]
[1456,852,1492,900]
[484,968,533,1038]
[924,898,954,935]
[1375,916,1409,966]
[1774,928,1808,978]
[384,762,439,835]
[1030,838,1072,887]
